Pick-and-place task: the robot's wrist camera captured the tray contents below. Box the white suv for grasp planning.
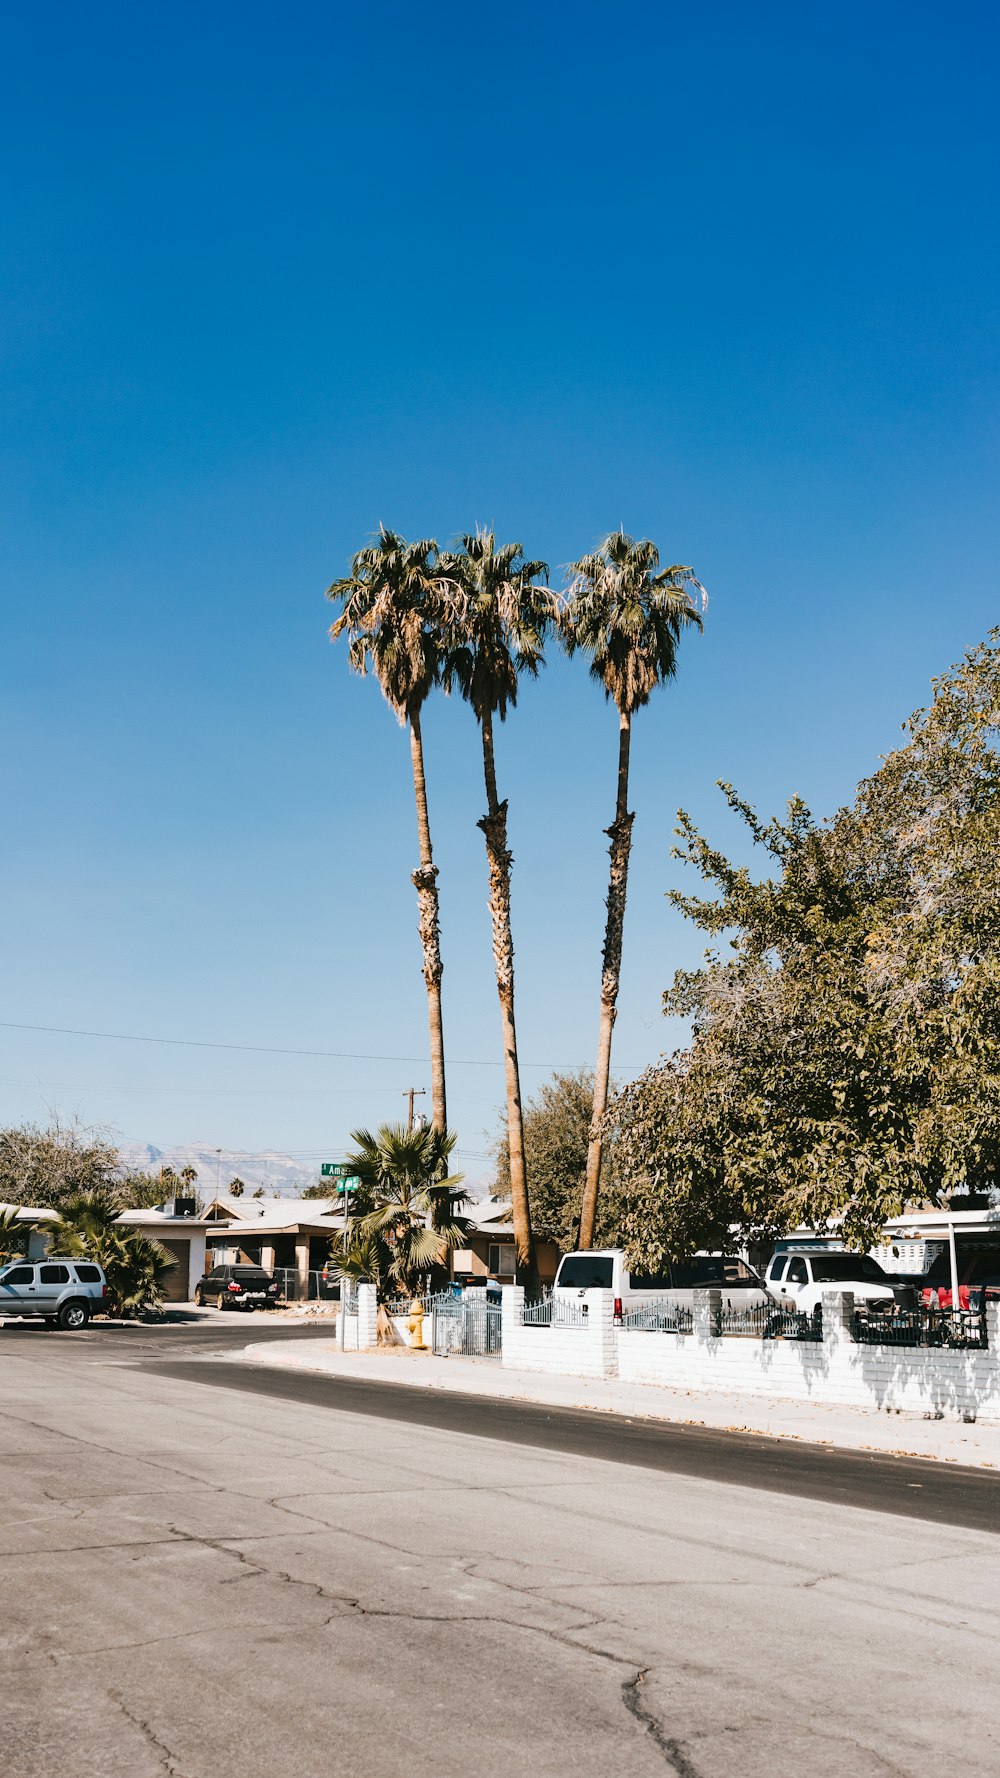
[765,1250,895,1316]
[0,1259,107,1328]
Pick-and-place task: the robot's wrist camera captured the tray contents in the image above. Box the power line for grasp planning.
[0,1019,643,1073]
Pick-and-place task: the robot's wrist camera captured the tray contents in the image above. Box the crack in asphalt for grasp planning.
[157,1520,663,1682]
[7,1342,1000,1778]
[621,1670,701,1775]
[109,1692,197,1778]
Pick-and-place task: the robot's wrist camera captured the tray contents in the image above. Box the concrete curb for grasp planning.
[234,1337,1000,1469]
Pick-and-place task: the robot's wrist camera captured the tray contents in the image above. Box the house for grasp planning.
[117,1203,215,1301]
[0,1204,58,1260]
[200,1193,347,1294]
[4,1189,562,1303]
[451,1199,562,1288]
[118,1194,348,1301]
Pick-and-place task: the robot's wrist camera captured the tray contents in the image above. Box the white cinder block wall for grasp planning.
[340,1283,378,1350]
[502,1287,617,1377]
[504,1287,1000,1421]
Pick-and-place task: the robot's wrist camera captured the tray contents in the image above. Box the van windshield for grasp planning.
[557,1256,614,1289]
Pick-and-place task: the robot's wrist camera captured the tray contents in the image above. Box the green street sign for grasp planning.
[336,1177,361,1193]
[321,1162,354,1178]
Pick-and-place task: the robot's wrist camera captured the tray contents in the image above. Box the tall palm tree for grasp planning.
[341,1123,471,1300]
[563,531,705,1246]
[328,528,453,1130]
[439,530,558,1292]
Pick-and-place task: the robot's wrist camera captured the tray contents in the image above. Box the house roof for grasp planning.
[198,1195,346,1235]
[882,1207,1000,1239]
[2,1200,344,1236]
[118,1206,216,1229]
[465,1199,515,1232]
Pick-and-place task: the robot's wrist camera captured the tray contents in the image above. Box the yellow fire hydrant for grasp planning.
[407,1297,426,1350]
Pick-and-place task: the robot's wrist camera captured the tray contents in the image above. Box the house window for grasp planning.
[489,1243,517,1277]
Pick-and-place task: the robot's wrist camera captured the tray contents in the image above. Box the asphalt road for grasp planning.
[156,1355,1000,1536]
[0,1313,336,1360]
[2,1325,999,1777]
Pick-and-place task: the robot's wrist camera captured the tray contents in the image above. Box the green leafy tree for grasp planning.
[561,532,704,1246]
[0,1120,167,1212]
[328,527,455,1131]
[439,530,558,1290]
[51,1190,177,1316]
[300,1182,334,1201]
[228,1177,245,1197]
[613,632,1000,1266]
[493,1069,622,1249]
[337,1123,471,1300]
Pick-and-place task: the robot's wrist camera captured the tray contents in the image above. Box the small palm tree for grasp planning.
[339,1122,471,1300]
[328,528,455,1130]
[51,1189,176,1316]
[563,531,705,1245]
[0,1207,25,1261]
[335,1231,386,1296]
[439,530,559,1292]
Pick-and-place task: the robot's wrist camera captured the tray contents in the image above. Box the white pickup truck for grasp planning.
[764,1249,896,1316]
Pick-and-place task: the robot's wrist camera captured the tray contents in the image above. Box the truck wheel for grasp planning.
[57,1301,90,1331]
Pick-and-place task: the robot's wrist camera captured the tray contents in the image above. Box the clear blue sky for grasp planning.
[2,0,997,1184]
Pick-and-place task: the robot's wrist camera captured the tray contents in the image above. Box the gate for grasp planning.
[431,1294,502,1359]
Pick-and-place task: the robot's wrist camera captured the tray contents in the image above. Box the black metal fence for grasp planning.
[715,1304,822,1341]
[614,1301,821,1339]
[618,1299,693,1334]
[853,1307,989,1349]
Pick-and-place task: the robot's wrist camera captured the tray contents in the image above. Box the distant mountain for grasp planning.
[116,1140,495,1200]
[117,1143,320,1197]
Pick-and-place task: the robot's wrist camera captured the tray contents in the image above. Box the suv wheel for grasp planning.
[194,1288,205,1307]
[57,1300,90,1331]
[218,1294,228,1310]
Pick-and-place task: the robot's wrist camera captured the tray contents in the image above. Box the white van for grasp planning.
[552,1248,768,1318]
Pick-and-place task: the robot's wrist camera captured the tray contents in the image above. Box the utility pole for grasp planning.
[215,1149,222,1194]
[403,1087,427,1133]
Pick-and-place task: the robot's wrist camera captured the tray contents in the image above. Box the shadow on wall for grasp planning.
[850,1343,996,1418]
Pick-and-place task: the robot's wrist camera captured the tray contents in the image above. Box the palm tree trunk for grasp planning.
[477,708,539,1293]
[408,708,447,1131]
[579,710,634,1248]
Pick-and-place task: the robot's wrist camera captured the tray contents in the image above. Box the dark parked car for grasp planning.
[196,1265,283,1310]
